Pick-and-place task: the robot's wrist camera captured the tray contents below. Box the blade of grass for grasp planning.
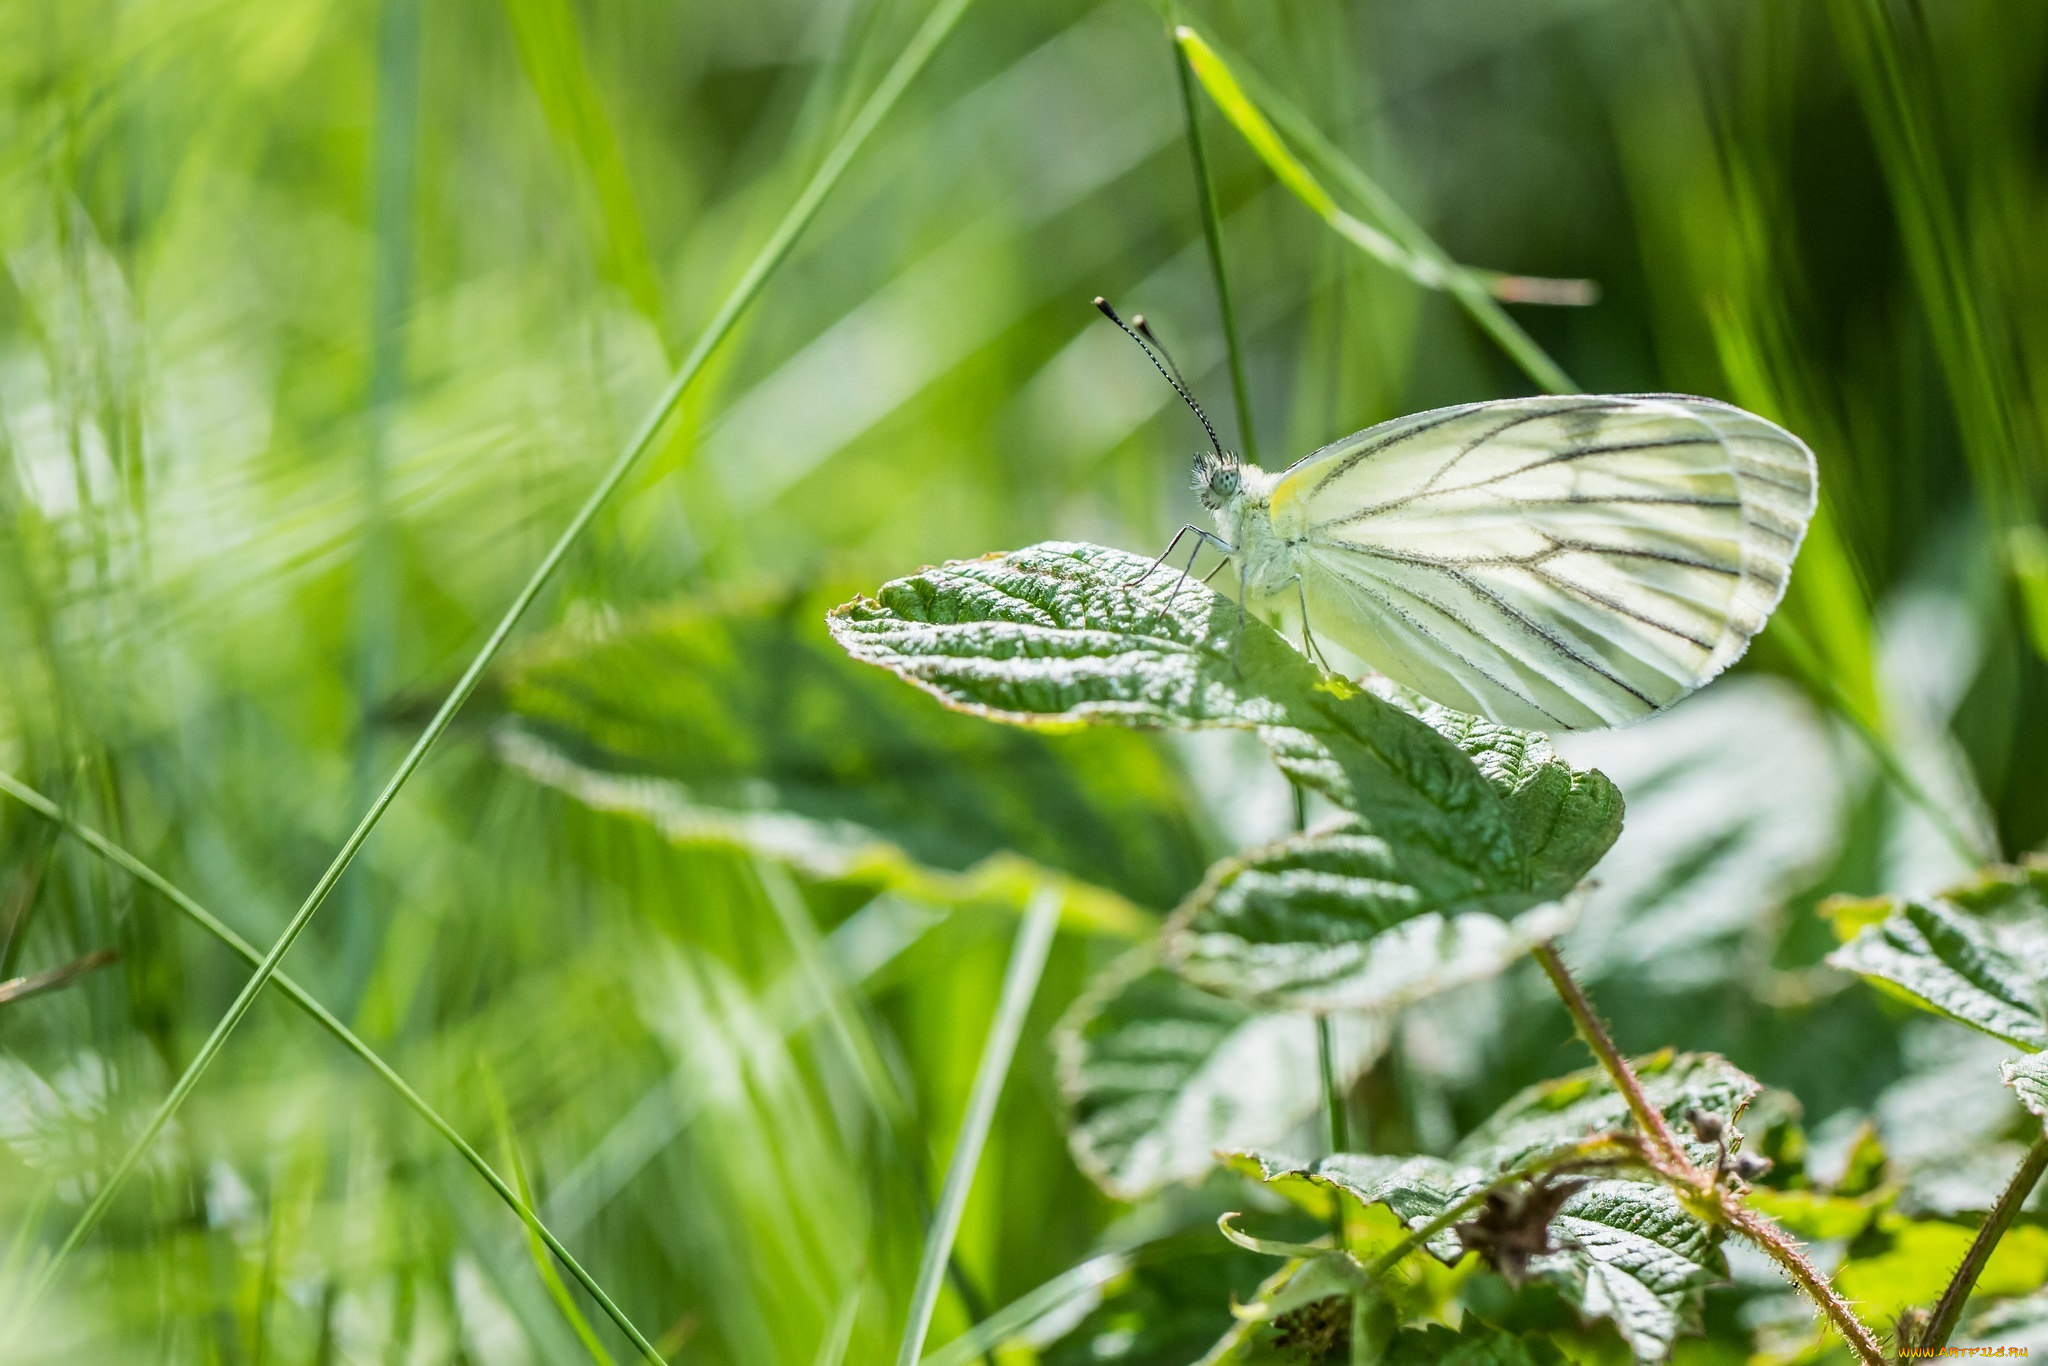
[1175,26,1582,394]
[24,0,982,1306]
[816,1283,863,1366]
[483,1069,622,1366]
[1825,0,2028,530]
[1643,25,1975,863]
[920,1249,1131,1366]
[1165,1,1257,463]
[346,0,420,994]
[502,0,666,343]
[893,890,1060,1366]
[543,896,945,1237]
[0,770,668,1365]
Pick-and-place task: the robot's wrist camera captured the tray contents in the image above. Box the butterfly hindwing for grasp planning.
[1268,395,1816,730]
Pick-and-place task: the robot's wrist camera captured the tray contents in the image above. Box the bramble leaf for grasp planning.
[828,544,1623,980]
[1827,896,2048,1051]
[1231,1054,1756,1361]
[1456,1051,1759,1175]
[2003,1053,2048,1125]
[1161,818,1575,1011]
[1054,956,1385,1200]
[495,592,1215,931]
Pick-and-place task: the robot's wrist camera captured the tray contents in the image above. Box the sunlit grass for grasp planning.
[2,0,2046,1360]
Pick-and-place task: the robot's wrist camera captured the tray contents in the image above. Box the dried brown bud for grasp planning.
[1729,1151,1773,1182]
[1453,1174,1586,1284]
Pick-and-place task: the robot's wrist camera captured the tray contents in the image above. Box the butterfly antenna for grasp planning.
[1131,313,1186,388]
[1094,296,1223,458]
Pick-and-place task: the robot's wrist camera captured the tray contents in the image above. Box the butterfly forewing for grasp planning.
[1270,395,1815,730]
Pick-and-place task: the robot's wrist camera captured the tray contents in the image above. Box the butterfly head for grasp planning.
[1192,450,1244,511]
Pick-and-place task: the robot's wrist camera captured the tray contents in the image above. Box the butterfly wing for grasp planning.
[1269,394,1816,730]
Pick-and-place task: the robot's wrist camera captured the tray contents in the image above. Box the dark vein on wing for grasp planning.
[1442,568,1657,707]
[1310,441,1734,532]
[1318,556,1577,725]
[1316,557,1568,725]
[1533,566,1718,650]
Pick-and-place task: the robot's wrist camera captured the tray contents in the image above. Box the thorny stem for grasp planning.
[1917,1133,2048,1353]
[1530,942,1686,1164]
[1530,940,1887,1366]
[1717,1198,1887,1366]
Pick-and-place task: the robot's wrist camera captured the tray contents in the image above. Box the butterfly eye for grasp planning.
[1192,451,1241,510]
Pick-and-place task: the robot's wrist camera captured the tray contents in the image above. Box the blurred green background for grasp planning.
[3,0,2047,1360]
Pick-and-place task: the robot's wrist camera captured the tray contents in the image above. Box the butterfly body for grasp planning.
[1205,460,1303,599]
[1190,393,1817,732]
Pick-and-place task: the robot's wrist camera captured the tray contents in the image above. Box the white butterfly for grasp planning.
[1100,308,1817,731]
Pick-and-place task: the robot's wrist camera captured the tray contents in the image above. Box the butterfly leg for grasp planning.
[1234,559,1249,676]
[1148,535,1206,633]
[1290,575,1334,673]
[1127,524,1233,586]
[1130,526,1236,634]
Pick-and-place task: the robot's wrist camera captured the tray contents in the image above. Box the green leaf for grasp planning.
[1827,896,2048,1050]
[1032,1236,1281,1366]
[1959,1289,2048,1352]
[1455,1051,1760,1176]
[1228,1149,1480,1262]
[498,591,1211,926]
[1409,703,1625,903]
[2003,1053,2048,1126]
[1550,678,1844,987]
[1232,1055,1755,1361]
[1382,1323,1568,1365]
[1235,1150,1721,1361]
[1834,1216,2048,1320]
[828,543,1621,915]
[1162,818,1575,1012]
[1054,957,1385,1200]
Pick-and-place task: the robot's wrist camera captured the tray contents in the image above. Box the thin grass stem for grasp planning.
[0,771,667,1364]
[894,890,1060,1366]
[24,0,981,1307]
[1316,1015,1347,1246]
[1166,3,1257,463]
[920,1250,1131,1366]
[1175,26,1578,395]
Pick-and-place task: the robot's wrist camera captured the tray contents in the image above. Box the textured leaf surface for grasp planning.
[1231,1054,1755,1360]
[1236,1154,1720,1360]
[1552,678,1843,987]
[1383,1323,1568,1365]
[1827,897,2048,1050]
[1456,1051,1759,1174]
[498,592,1209,912]
[2004,1053,2048,1125]
[1162,817,1575,1010]
[830,544,1622,1002]
[1033,1236,1280,1366]
[1054,957,1385,1199]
